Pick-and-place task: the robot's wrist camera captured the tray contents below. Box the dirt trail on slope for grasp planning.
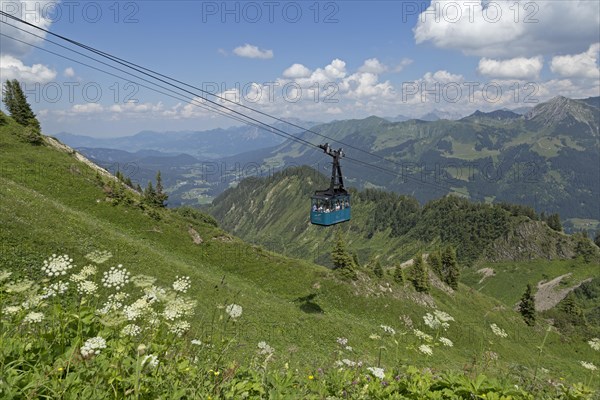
[534,273,592,311]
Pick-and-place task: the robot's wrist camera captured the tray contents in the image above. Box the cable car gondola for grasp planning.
[310,143,351,226]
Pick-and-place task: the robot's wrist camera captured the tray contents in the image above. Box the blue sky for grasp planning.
[1,1,599,136]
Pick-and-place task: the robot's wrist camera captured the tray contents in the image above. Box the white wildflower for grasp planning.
[342,359,356,367]
[345,346,353,352]
[413,329,433,342]
[337,337,348,346]
[580,361,597,371]
[97,293,128,315]
[102,265,130,291]
[433,310,454,322]
[85,250,112,264]
[169,320,191,336]
[163,297,196,321]
[367,367,385,379]
[5,279,34,293]
[3,305,21,314]
[23,311,44,323]
[418,344,433,356]
[490,323,508,338]
[439,337,453,347]
[380,325,396,335]
[258,341,275,355]
[41,281,69,299]
[70,265,97,282]
[142,354,159,368]
[123,297,151,321]
[42,254,74,277]
[225,304,242,319]
[369,334,381,340]
[77,280,98,295]
[588,338,600,351]
[80,336,107,358]
[423,313,440,330]
[121,324,141,337]
[21,294,43,309]
[172,276,191,293]
[0,269,12,283]
[144,285,166,303]
[191,339,202,346]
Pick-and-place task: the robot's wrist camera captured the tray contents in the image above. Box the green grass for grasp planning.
[0,117,598,393]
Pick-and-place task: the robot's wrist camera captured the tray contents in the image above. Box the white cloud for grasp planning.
[283,63,312,78]
[0,54,56,83]
[413,1,600,57]
[232,44,273,59]
[393,58,413,73]
[478,56,543,79]
[423,70,464,84]
[358,58,388,74]
[550,43,600,79]
[63,67,75,78]
[71,103,104,114]
[0,0,56,57]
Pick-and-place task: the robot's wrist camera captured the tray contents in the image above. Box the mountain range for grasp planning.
[61,96,600,227]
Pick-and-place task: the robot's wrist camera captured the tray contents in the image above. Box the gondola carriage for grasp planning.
[310,143,351,226]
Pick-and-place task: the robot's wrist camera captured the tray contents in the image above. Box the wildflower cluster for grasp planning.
[226,303,243,319]
[42,254,74,277]
[367,366,385,380]
[172,276,191,293]
[80,336,107,358]
[102,265,131,290]
[258,341,275,355]
[41,281,69,298]
[588,338,600,351]
[423,310,454,331]
[490,323,508,338]
[580,361,597,372]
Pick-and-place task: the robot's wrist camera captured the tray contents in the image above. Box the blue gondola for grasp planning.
[310,143,351,226]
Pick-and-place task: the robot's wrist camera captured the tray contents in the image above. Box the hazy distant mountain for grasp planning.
[419,109,465,121]
[55,119,317,159]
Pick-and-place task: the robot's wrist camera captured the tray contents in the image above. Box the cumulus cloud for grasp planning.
[71,103,104,114]
[478,56,543,79]
[63,67,75,78]
[358,58,388,74]
[233,44,273,59]
[413,0,600,57]
[283,63,312,78]
[393,58,413,73]
[0,0,56,57]
[0,54,56,83]
[550,43,600,79]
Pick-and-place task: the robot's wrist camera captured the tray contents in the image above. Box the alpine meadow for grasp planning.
[1,1,600,399]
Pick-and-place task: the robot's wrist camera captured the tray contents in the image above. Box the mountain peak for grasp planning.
[524,96,599,135]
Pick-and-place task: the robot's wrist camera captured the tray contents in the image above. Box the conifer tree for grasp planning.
[373,260,383,279]
[331,231,357,280]
[2,79,38,128]
[546,213,562,232]
[393,264,404,285]
[518,283,536,326]
[155,171,168,207]
[441,245,460,290]
[594,231,600,248]
[428,250,442,278]
[410,253,429,293]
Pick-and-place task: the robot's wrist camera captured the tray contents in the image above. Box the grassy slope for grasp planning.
[0,118,598,386]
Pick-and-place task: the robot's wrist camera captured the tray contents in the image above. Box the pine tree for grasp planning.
[546,213,562,232]
[595,231,600,248]
[331,231,357,280]
[373,260,383,279]
[154,171,168,207]
[561,293,586,326]
[441,246,460,290]
[393,265,404,285]
[2,79,38,128]
[518,283,536,326]
[427,250,442,278]
[410,253,429,293]
[144,181,156,205]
